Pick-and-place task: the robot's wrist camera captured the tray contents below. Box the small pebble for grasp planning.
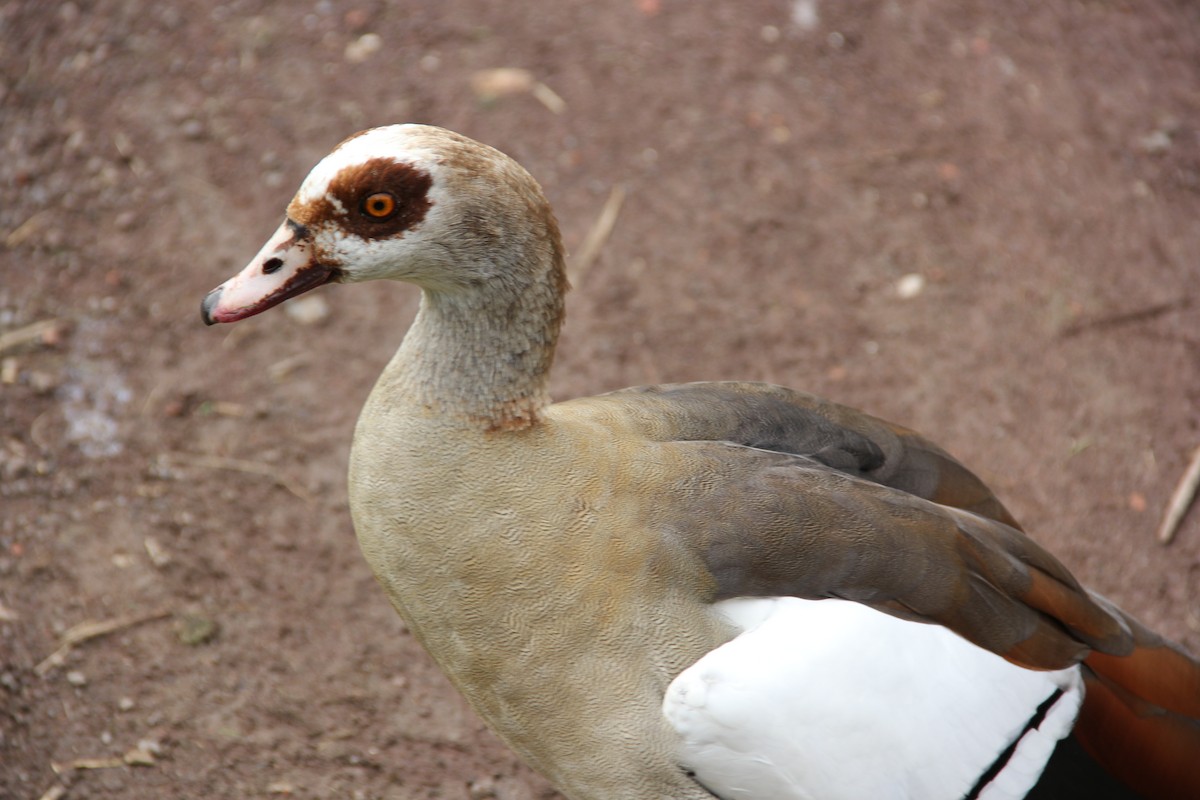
[895,273,926,299]
[344,8,370,31]
[28,370,61,394]
[66,670,87,686]
[137,738,163,755]
[284,294,330,325]
[144,536,171,567]
[344,33,382,63]
[180,119,206,140]
[118,696,135,711]
[468,777,498,799]
[791,0,819,31]
[1139,130,1171,154]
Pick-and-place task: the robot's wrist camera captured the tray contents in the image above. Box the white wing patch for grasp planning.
[664,597,1082,800]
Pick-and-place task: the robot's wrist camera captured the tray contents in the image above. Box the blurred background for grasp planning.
[2,1,1198,797]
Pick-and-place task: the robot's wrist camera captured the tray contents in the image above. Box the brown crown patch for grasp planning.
[289,158,433,240]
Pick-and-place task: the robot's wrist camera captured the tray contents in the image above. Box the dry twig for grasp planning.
[570,185,626,284]
[36,610,172,675]
[37,784,67,800]
[1158,444,1200,544]
[533,82,566,114]
[165,451,312,501]
[5,209,53,248]
[0,318,59,357]
[1060,298,1192,338]
[50,746,158,776]
[52,757,125,774]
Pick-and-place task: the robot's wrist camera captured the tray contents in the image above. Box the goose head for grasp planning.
[201,124,565,325]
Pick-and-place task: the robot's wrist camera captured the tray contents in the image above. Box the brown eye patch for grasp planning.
[291,158,434,240]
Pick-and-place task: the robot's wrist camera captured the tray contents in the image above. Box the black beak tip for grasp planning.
[201,288,222,326]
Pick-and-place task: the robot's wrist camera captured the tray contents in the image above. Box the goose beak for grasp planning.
[201,219,334,325]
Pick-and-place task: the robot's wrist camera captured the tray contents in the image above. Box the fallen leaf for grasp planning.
[176,613,219,646]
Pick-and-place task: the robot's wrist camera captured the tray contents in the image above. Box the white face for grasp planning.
[287,125,455,286]
[202,125,475,324]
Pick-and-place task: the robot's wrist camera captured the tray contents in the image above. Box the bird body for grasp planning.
[349,396,729,798]
[202,124,1200,799]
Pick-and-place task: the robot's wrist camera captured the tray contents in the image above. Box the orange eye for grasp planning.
[362,192,397,219]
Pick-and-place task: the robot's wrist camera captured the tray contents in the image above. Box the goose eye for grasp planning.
[362,192,397,219]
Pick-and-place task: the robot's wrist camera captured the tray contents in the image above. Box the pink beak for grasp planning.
[201,219,334,325]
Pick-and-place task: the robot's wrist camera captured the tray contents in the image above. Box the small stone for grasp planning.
[791,0,819,31]
[137,738,163,755]
[284,294,330,325]
[344,32,382,63]
[1139,130,1171,154]
[144,536,171,567]
[66,670,87,686]
[468,777,498,799]
[65,129,86,153]
[896,273,926,299]
[118,696,135,711]
[28,370,61,394]
[180,119,206,140]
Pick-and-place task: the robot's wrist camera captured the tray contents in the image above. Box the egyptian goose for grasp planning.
[202,125,1200,800]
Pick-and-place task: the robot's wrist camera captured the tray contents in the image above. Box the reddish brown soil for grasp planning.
[3,1,1199,798]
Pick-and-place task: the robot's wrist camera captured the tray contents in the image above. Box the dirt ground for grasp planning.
[2,1,1199,798]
